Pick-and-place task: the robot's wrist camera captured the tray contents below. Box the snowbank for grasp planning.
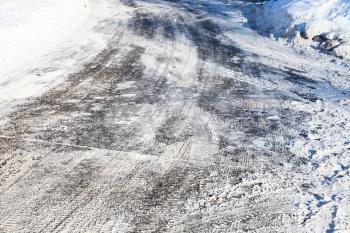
[0,0,90,77]
[258,0,350,59]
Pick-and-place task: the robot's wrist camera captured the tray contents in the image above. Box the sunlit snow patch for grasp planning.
[256,0,350,59]
[0,0,90,77]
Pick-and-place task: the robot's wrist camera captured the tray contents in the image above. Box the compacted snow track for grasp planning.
[0,0,349,232]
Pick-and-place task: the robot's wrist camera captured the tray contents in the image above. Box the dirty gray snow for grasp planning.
[0,0,349,232]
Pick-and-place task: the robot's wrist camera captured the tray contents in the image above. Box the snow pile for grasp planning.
[258,0,350,59]
[0,0,90,78]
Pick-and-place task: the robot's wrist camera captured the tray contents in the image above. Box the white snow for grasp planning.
[0,0,90,78]
[223,10,350,229]
[0,0,349,230]
[0,0,130,121]
[257,0,350,59]
[290,99,350,232]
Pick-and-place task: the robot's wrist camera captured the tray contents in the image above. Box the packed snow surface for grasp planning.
[0,0,349,231]
[0,0,90,78]
[258,0,350,59]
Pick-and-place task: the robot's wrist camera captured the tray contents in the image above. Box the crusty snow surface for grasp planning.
[0,0,349,232]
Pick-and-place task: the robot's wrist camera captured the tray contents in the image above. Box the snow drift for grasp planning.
[257,0,350,59]
[0,0,90,78]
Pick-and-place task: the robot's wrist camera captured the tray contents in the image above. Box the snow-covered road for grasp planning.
[0,0,349,232]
